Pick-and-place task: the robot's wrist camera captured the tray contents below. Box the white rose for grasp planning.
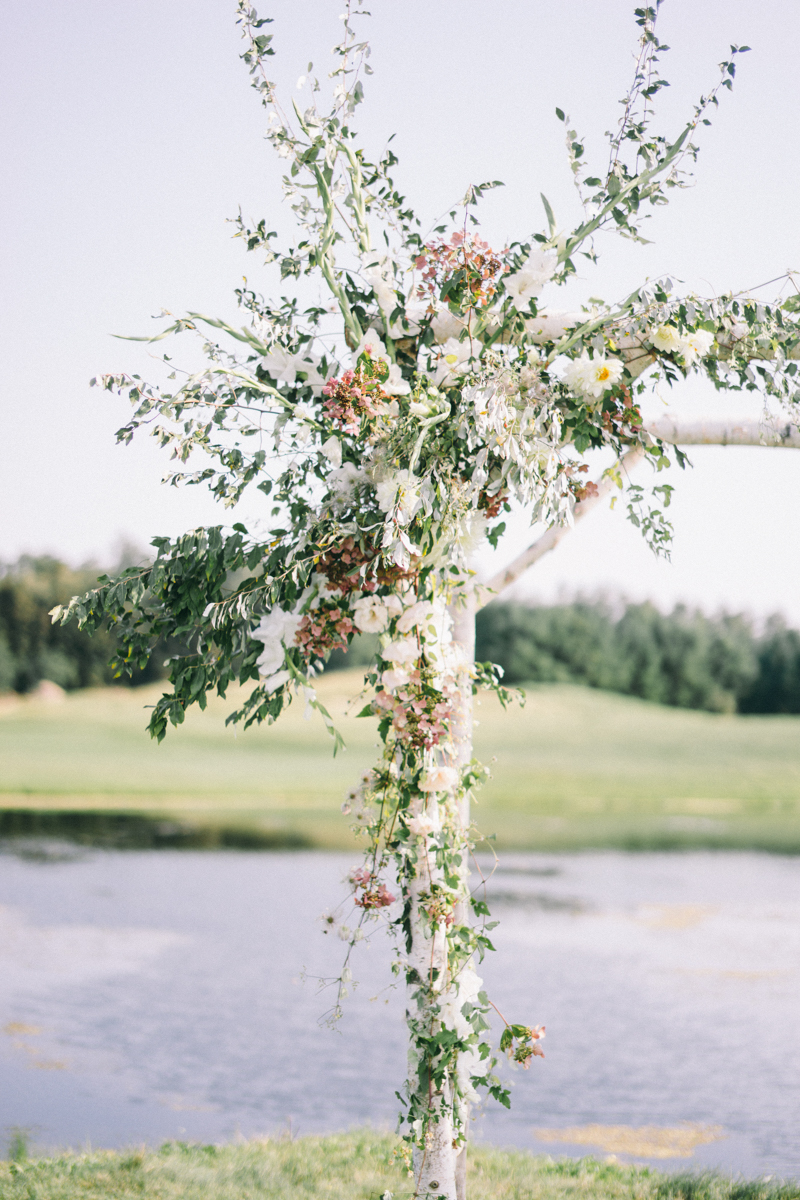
[352,596,389,634]
[382,636,419,664]
[396,600,432,634]
[384,594,405,618]
[406,813,436,839]
[420,765,459,793]
[328,462,366,502]
[649,324,683,353]
[382,665,413,690]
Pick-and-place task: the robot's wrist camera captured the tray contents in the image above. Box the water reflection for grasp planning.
[0,845,797,1179]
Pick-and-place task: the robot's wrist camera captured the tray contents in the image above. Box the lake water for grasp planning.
[0,844,798,1178]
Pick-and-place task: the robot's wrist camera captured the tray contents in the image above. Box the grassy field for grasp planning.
[1,672,800,851]
[1,1132,798,1200]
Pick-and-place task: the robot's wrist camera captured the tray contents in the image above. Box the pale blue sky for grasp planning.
[1,1,799,617]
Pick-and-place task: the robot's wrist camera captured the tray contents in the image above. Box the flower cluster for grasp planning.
[415,231,508,314]
[322,354,394,433]
[351,866,397,910]
[650,323,715,366]
[294,598,355,659]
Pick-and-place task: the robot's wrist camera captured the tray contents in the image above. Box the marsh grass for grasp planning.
[0,1134,797,1200]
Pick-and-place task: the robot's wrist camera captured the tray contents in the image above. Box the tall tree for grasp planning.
[54,4,799,1196]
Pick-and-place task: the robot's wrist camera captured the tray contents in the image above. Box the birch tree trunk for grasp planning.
[408,586,477,1200]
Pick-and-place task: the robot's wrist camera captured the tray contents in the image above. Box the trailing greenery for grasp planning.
[475,600,800,714]
[0,556,172,694]
[1,1133,797,1200]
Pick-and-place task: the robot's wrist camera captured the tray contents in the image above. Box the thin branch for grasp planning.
[482,447,645,602]
[646,416,800,448]
[483,415,800,602]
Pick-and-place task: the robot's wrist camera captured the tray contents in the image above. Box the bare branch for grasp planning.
[483,415,800,604]
[646,417,800,448]
[481,447,646,603]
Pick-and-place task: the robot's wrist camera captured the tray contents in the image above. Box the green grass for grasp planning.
[1,1133,797,1200]
[1,673,800,851]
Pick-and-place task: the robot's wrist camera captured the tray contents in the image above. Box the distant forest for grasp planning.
[3,557,800,714]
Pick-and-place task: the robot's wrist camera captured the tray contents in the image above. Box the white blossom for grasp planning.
[252,607,304,678]
[375,469,422,523]
[362,255,397,316]
[649,324,715,365]
[678,327,715,365]
[433,336,475,386]
[406,813,436,839]
[649,324,683,354]
[524,309,579,344]
[504,249,558,311]
[352,595,390,634]
[382,636,420,664]
[563,351,624,399]
[431,308,467,344]
[381,665,413,690]
[321,435,342,467]
[327,462,366,503]
[420,765,459,793]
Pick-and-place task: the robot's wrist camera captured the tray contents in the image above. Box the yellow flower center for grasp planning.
[596,366,610,381]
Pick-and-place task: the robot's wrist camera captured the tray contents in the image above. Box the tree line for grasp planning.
[3,556,799,714]
[0,555,167,693]
[474,599,800,715]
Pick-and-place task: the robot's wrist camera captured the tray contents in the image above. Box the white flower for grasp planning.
[321,436,342,467]
[362,255,397,315]
[375,469,422,524]
[406,813,436,839]
[384,593,405,619]
[293,402,315,423]
[382,636,419,665]
[261,346,300,383]
[352,596,389,634]
[457,510,488,556]
[678,327,715,365]
[420,765,459,793]
[649,324,715,365]
[431,308,467,344]
[261,668,290,694]
[353,327,388,366]
[563,351,624,399]
[396,600,432,635]
[434,336,475,386]
[388,303,424,339]
[327,462,366,503]
[384,362,411,396]
[382,665,413,690]
[252,607,304,678]
[504,249,558,311]
[649,324,683,354]
[455,1046,483,1103]
[524,309,579,344]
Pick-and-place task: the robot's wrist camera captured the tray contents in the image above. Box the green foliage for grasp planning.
[476,600,800,715]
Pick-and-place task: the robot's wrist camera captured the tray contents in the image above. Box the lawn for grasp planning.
[1,672,799,851]
[1,1132,798,1200]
